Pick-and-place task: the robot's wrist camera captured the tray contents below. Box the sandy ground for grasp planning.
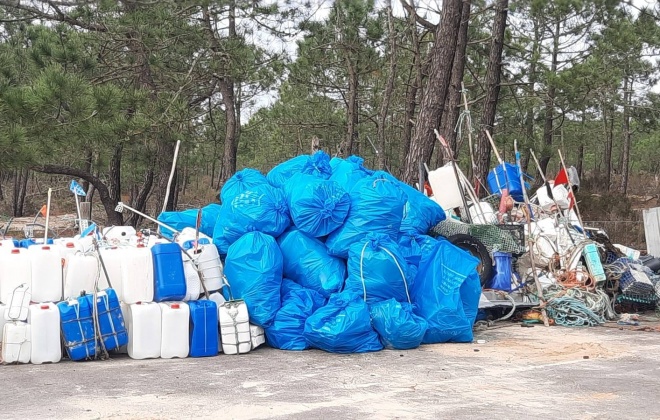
[2,324,660,420]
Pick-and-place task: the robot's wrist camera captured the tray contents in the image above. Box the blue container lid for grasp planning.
[151,242,182,255]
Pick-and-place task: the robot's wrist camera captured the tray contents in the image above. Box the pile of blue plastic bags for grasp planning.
[159,151,482,353]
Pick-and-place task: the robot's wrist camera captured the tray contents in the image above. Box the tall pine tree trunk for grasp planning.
[340,60,359,157]
[377,3,397,170]
[620,77,632,194]
[402,0,463,184]
[537,19,560,180]
[438,0,471,160]
[474,0,508,192]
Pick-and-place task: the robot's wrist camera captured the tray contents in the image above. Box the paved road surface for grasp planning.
[2,324,660,419]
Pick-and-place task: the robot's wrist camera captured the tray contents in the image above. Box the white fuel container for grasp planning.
[182,252,202,301]
[28,245,63,303]
[219,300,251,355]
[0,248,32,306]
[102,226,137,246]
[2,321,31,364]
[0,239,16,253]
[63,253,99,299]
[0,304,7,341]
[159,302,189,359]
[194,245,224,292]
[250,324,265,350]
[428,163,464,211]
[29,303,61,364]
[99,247,125,295]
[124,302,161,359]
[120,245,153,304]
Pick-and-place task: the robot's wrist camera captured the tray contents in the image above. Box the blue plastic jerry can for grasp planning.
[58,297,96,361]
[489,252,513,292]
[188,300,219,357]
[152,243,186,302]
[85,289,128,351]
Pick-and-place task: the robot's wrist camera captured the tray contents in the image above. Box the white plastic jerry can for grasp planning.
[0,303,7,342]
[2,322,31,364]
[99,247,125,295]
[195,245,224,292]
[28,245,63,303]
[219,300,251,355]
[3,283,31,322]
[182,252,201,301]
[63,253,99,299]
[124,302,161,359]
[28,303,61,364]
[159,302,190,359]
[0,239,16,253]
[102,226,137,246]
[249,324,265,350]
[121,245,154,304]
[0,248,32,305]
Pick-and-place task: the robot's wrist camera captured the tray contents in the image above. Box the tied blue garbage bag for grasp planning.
[369,299,428,350]
[382,173,445,234]
[212,183,291,254]
[266,279,326,350]
[220,168,267,204]
[158,209,198,239]
[397,231,438,267]
[224,232,283,328]
[345,233,413,304]
[412,239,481,343]
[278,228,346,298]
[284,174,350,237]
[329,155,373,193]
[303,291,383,353]
[267,151,332,188]
[201,203,222,237]
[326,172,406,258]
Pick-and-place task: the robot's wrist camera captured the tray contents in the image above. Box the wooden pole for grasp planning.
[558,149,586,229]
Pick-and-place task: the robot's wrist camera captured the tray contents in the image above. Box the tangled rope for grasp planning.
[542,285,615,327]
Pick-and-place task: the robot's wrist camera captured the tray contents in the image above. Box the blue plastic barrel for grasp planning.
[152,243,186,302]
[188,300,219,357]
[489,252,512,292]
[487,163,524,202]
[58,296,96,361]
[86,288,128,351]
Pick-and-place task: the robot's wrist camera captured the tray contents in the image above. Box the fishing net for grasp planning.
[430,220,526,255]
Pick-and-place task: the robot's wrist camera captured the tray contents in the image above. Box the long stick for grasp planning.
[460,82,477,176]
[485,130,510,195]
[435,130,473,223]
[44,188,52,243]
[515,141,549,327]
[557,149,586,230]
[74,193,83,235]
[116,202,179,236]
[161,140,182,215]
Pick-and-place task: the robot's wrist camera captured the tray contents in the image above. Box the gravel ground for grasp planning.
[2,324,660,420]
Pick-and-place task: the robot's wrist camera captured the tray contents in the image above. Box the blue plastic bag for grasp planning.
[345,233,413,304]
[200,203,222,237]
[212,183,291,254]
[284,174,350,237]
[369,299,428,350]
[267,151,332,188]
[329,155,373,193]
[326,172,406,258]
[381,173,445,234]
[265,280,326,350]
[277,228,346,298]
[397,231,438,267]
[303,291,383,353]
[158,209,198,239]
[220,168,267,204]
[224,232,283,328]
[411,239,481,343]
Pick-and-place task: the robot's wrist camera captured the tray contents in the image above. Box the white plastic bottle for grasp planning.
[124,302,161,359]
[219,300,251,355]
[159,302,190,359]
[63,253,99,299]
[28,245,63,303]
[29,303,61,364]
[2,322,31,364]
[182,252,201,301]
[0,248,32,305]
[120,245,154,304]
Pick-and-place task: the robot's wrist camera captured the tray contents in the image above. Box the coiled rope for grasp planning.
[543,284,615,327]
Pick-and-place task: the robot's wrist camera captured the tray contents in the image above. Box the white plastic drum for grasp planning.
[124,302,162,359]
[159,302,189,359]
[63,253,99,299]
[0,248,32,307]
[120,245,153,304]
[2,322,31,364]
[28,245,63,303]
[29,303,61,364]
